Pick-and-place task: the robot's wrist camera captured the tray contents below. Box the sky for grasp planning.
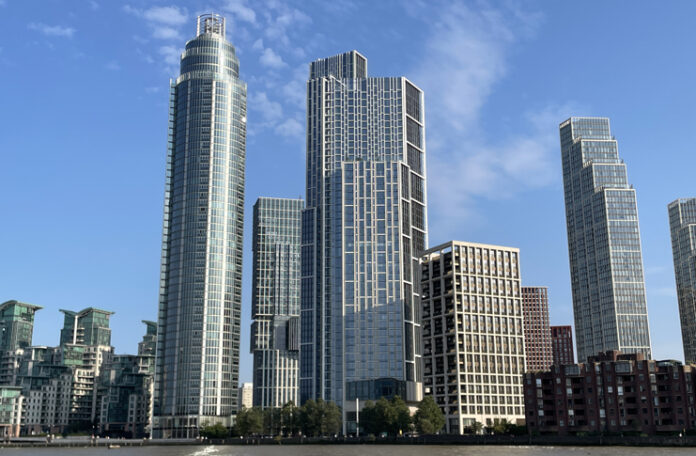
[1,0,695,383]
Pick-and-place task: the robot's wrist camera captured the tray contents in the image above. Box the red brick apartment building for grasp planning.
[525,351,696,435]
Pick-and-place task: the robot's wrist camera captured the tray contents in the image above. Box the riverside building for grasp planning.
[521,287,553,371]
[251,197,303,408]
[153,13,247,438]
[421,241,525,433]
[560,117,651,362]
[668,198,696,363]
[551,325,575,366]
[299,51,427,432]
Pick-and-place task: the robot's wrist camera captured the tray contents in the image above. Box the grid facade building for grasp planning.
[668,198,696,363]
[525,351,696,434]
[0,301,41,352]
[560,117,651,362]
[251,197,303,408]
[300,51,426,428]
[521,287,553,371]
[551,325,575,365]
[153,13,247,438]
[421,241,525,434]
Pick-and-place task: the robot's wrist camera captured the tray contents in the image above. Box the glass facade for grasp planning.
[251,197,303,408]
[668,198,696,363]
[153,13,246,438]
[300,51,426,419]
[0,301,41,351]
[560,117,651,362]
[59,308,113,347]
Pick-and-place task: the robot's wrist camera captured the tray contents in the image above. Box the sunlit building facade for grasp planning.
[153,13,247,437]
[300,51,427,429]
[521,287,552,371]
[560,117,651,362]
[668,198,696,363]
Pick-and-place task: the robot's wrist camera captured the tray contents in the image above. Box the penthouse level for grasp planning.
[525,350,696,435]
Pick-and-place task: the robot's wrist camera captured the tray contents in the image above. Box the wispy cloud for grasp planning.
[220,0,257,24]
[124,5,187,42]
[407,2,563,237]
[105,60,120,71]
[259,47,286,68]
[89,1,99,10]
[28,22,76,38]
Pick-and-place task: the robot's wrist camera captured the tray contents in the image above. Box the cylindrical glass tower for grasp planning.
[153,13,246,438]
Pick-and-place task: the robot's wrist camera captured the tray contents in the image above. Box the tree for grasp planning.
[359,396,412,436]
[414,396,445,435]
[199,422,229,439]
[235,406,263,436]
[463,420,483,435]
[280,401,299,436]
[263,407,282,436]
[299,398,342,436]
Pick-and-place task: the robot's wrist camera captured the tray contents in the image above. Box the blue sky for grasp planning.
[1,0,694,382]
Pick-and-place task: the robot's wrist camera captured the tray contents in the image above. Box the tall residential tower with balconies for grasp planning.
[300,51,426,432]
[560,117,651,362]
[153,14,246,438]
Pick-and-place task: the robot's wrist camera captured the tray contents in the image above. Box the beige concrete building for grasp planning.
[421,241,525,433]
[237,383,253,411]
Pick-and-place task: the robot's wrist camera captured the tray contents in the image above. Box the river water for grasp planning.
[0,446,690,456]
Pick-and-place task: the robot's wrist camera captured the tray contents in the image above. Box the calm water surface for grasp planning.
[0,446,690,456]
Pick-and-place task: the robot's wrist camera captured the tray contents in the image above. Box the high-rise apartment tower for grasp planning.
[560,117,651,362]
[668,198,696,363]
[153,13,246,437]
[521,287,553,371]
[300,51,426,431]
[251,197,303,408]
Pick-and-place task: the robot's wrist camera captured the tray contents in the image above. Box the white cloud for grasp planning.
[221,0,257,24]
[152,26,181,40]
[281,65,307,110]
[251,38,264,51]
[142,6,187,26]
[408,2,561,235]
[276,118,303,139]
[124,5,187,41]
[249,91,283,123]
[259,47,286,68]
[89,1,99,10]
[159,45,182,68]
[28,22,76,38]
[262,1,311,47]
[105,60,120,71]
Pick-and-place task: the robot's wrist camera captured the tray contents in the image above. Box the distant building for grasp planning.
[59,307,113,347]
[560,117,651,361]
[421,241,525,434]
[238,383,253,410]
[99,321,156,437]
[0,386,23,438]
[668,198,696,363]
[551,325,574,366]
[0,301,41,351]
[251,197,303,409]
[525,351,696,435]
[521,287,552,371]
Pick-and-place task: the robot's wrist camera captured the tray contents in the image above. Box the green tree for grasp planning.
[463,420,483,435]
[414,396,445,435]
[236,406,263,436]
[299,398,342,436]
[263,407,282,436]
[359,396,411,436]
[491,418,511,434]
[199,422,229,439]
[359,400,378,435]
[280,401,299,436]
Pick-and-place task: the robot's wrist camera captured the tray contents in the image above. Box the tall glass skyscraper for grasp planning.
[300,51,426,430]
[668,198,696,363]
[560,117,651,362]
[251,197,303,408]
[153,14,246,438]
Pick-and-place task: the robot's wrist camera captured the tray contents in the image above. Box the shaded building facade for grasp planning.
[153,13,247,438]
[560,117,651,362]
[300,50,427,428]
[521,287,552,371]
[551,325,575,366]
[525,351,696,434]
[251,197,303,408]
[668,198,696,363]
[421,241,525,433]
